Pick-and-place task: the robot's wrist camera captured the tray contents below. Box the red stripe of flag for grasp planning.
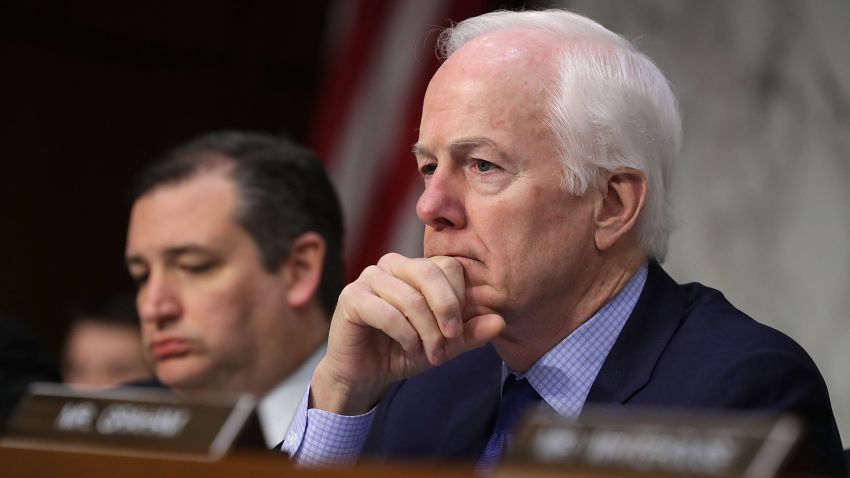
[347,0,488,277]
[309,0,393,166]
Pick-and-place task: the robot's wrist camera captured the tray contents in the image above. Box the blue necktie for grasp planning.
[478,375,542,471]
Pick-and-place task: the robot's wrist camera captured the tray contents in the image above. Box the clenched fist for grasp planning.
[310,253,506,415]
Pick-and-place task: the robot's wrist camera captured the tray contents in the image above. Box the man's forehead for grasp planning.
[418,32,556,153]
[427,28,559,112]
[126,172,240,255]
[445,27,561,73]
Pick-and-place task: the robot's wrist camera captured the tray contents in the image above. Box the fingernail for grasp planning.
[433,346,447,366]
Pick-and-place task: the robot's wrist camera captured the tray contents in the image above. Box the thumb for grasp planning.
[446,313,505,357]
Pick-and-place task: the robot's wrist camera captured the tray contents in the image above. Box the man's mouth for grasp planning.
[450,255,483,268]
[149,338,190,360]
[428,250,483,264]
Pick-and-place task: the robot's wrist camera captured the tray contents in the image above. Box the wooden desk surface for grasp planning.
[0,443,697,478]
[0,444,478,478]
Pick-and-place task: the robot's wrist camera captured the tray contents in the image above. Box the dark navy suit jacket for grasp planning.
[363,263,846,475]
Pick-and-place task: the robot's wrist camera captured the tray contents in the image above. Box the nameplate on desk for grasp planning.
[1,382,264,459]
[505,405,801,478]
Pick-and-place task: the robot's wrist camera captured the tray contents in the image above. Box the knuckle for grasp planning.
[342,279,371,299]
[412,259,443,281]
[337,282,359,302]
[431,298,460,321]
[335,282,373,320]
[403,290,429,312]
[358,264,382,280]
[375,304,402,325]
[429,255,454,269]
[443,258,463,276]
[377,252,404,268]
[341,280,359,293]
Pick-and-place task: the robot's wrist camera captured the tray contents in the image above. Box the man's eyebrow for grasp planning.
[162,245,214,259]
[125,245,213,264]
[449,137,498,150]
[412,143,430,157]
[412,137,500,157]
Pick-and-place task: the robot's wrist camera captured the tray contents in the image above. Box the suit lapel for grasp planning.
[584,262,687,406]
[435,344,502,457]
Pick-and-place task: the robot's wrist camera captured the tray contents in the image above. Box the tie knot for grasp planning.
[477,375,544,470]
[494,375,542,434]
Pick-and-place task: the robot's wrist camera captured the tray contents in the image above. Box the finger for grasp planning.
[380,254,463,340]
[427,256,466,335]
[362,265,448,366]
[445,313,506,359]
[463,284,501,319]
[339,280,422,356]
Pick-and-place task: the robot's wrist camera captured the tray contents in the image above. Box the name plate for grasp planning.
[1,382,263,459]
[506,405,801,478]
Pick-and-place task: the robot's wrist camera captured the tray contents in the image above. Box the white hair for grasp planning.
[438,10,682,261]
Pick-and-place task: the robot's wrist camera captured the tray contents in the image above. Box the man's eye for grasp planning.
[126,264,149,286]
[420,163,437,176]
[474,159,496,172]
[180,263,213,275]
[128,272,148,286]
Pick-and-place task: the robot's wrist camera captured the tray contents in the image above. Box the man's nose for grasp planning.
[137,270,181,327]
[416,168,466,231]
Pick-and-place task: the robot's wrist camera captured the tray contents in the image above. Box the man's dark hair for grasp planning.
[67,293,139,329]
[131,131,345,317]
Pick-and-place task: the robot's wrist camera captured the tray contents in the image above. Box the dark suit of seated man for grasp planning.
[279,9,846,476]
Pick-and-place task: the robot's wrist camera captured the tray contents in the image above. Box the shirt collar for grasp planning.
[502,262,648,419]
[258,342,326,447]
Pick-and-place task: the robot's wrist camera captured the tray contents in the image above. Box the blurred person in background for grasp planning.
[124,131,344,447]
[62,294,152,390]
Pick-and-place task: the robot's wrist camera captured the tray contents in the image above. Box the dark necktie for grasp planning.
[478,375,542,470]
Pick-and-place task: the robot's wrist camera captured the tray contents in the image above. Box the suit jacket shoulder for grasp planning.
[587,262,845,475]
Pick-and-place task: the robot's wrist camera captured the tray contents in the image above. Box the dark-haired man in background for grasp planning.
[124,131,343,446]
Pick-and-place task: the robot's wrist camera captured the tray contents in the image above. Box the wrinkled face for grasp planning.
[63,321,151,389]
[415,30,599,326]
[125,172,292,393]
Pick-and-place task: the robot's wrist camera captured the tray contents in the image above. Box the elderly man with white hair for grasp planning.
[280,9,845,475]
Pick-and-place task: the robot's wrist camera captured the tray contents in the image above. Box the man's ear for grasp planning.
[281,232,326,309]
[593,168,647,252]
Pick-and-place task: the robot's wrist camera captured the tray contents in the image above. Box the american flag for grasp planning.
[310,0,487,280]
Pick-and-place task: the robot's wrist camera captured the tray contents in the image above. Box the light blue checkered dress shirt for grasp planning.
[281,263,648,466]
